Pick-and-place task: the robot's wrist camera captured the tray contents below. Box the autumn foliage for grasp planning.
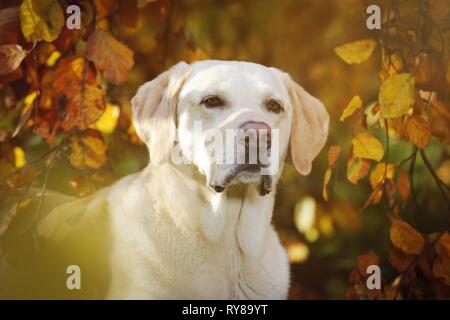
[328,1,450,299]
[0,0,449,299]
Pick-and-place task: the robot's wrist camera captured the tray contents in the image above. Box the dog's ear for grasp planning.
[132,61,190,164]
[285,76,329,175]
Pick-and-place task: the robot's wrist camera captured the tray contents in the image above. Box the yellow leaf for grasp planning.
[390,219,424,255]
[94,103,120,134]
[20,0,64,42]
[322,168,332,201]
[45,50,60,66]
[70,129,107,169]
[86,29,134,85]
[21,91,38,116]
[13,147,26,168]
[347,156,370,185]
[405,115,431,148]
[369,162,394,189]
[334,39,377,64]
[340,96,362,121]
[352,132,384,161]
[0,44,27,75]
[379,73,415,118]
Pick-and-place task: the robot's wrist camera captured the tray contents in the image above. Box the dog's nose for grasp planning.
[239,121,272,150]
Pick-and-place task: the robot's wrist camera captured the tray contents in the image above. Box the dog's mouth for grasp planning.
[208,163,273,196]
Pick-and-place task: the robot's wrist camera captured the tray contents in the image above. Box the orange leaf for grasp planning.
[52,56,106,131]
[389,245,414,272]
[358,251,380,277]
[322,167,331,201]
[347,155,370,185]
[390,219,424,255]
[436,232,450,258]
[397,169,410,201]
[86,29,134,85]
[327,145,341,168]
[433,256,450,286]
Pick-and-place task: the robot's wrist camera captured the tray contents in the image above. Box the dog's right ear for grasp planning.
[132,61,190,164]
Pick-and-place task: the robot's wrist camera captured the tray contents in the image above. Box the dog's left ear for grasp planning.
[132,62,190,164]
[283,75,329,175]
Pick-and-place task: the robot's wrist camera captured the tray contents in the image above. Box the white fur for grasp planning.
[36,60,328,299]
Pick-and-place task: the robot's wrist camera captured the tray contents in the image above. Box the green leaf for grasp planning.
[20,0,64,42]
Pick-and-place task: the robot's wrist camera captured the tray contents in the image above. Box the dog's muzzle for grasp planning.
[208,121,273,196]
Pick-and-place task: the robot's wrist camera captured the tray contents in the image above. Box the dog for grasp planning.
[0,60,329,299]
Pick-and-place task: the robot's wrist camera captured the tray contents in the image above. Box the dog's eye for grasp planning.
[201,96,224,108]
[265,99,284,114]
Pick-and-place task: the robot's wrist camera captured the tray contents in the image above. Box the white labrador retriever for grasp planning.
[0,60,328,299]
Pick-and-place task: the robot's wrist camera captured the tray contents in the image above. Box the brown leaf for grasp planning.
[0,7,20,44]
[389,245,415,272]
[0,44,27,75]
[52,56,106,131]
[405,115,431,149]
[358,251,380,278]
[69,129,107,170]
[93,0,117,19]
[436,232,450,258]
[6,164,39,189]
[390,219,424,255]
[119,0,138,28]
[137,0,157,8]
[86,29,134,85]
[433,256,450,286]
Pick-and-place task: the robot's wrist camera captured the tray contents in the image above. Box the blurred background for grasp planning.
[0,0,449,299]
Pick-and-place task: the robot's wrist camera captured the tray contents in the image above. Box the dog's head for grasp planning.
[132,60,329,194]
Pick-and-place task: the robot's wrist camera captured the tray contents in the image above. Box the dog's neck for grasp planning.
[147,162,277,258]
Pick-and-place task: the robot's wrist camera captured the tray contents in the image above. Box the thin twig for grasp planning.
[419,149,450,214]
